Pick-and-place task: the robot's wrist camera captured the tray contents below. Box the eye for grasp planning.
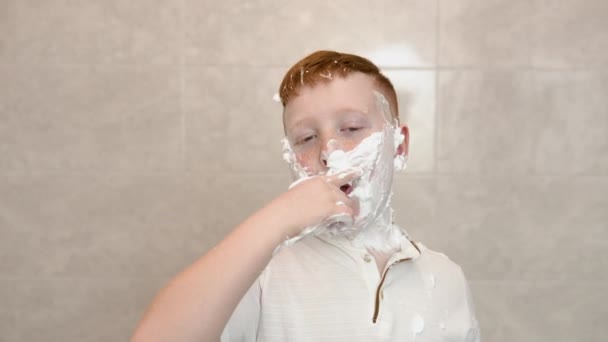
[342,127,362,133]
[297,134,317,145]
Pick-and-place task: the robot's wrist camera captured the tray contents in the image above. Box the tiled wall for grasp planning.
[1,1,607,341]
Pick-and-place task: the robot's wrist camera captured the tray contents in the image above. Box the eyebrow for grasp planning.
[285,107,369,133]
[285,117,313,136]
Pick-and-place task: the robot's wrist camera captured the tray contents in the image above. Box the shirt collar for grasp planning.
[315,225,421,261]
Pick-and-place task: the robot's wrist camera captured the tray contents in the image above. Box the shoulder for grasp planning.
[268,235,333,267]
[412,241,470,294]
[414,242,466,274]
[413,242,480,340]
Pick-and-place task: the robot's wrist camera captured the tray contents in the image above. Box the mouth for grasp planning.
[340,182,354,196]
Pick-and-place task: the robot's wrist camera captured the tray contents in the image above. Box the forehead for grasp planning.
[283,72,379,127]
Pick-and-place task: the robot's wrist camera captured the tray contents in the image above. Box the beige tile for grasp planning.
[0,171,200,278]
[391,175,437,242]
[0,169,294,278]
[530,70,608,175]
[130,276,170,316]
[0,65,182,174]
[531,0,608,68]
[471,280,608,342]
[437,70,536,175]
[16,277,142,342]
[0,278,20,341]
[183,66,287,174]
[182,171,292,247]
[439,0,532,67]
[183,0,436,67]
[432,175,608,281]
[438,69,608,176]
[14,0,180,65]
[0,0,18,64]
[384,70,436,173]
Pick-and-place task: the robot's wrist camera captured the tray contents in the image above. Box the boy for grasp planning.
[132,51,480,342]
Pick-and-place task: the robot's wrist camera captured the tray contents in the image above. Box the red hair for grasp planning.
[278,50,399,119]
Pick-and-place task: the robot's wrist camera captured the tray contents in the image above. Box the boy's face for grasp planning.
[283,72,407,176]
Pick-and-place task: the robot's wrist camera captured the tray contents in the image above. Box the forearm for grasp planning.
[131,204,287,342]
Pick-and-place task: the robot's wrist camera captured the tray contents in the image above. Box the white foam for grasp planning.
[393,126,407,171]
[411,314,425,335]
[281,137,309,180]
[278,92,410,252]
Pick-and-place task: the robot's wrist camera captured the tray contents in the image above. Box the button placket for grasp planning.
[373,258,413,323]
[362,253,372,263]
[357,252,380,325]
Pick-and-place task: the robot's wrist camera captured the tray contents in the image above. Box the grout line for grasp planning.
[1,168,606,179]
[0,63,179,68]
[433,0,441,175]
[526,1,534,68]
[435,0,441,68]
[160,64,608,71]
[179,0,186,172]
[0,62,605,72]
[466,279,608,285]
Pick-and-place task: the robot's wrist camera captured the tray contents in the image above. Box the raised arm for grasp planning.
[130,171,360,342]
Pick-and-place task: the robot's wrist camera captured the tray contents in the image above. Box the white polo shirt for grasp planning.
[221,229,480,341]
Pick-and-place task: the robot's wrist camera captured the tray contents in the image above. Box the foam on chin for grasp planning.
[323,124,401,252]
[325,129,386,229]
[277,91,408,253]
[278,124,406,253]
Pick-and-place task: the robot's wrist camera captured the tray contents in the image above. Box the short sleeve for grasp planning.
[220,276,262,342]
[444,265,481,342]
[462,279,481,342]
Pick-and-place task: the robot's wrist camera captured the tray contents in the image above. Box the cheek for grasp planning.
[340,140,362,152]
[294,149,319,171]
[291,132,379,173]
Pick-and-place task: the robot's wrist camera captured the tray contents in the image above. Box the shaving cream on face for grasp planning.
[278,92,408,252]
[373,90,407,173]
[393,129,407,171]
[325,126,393,229]
[281,136,309,181]
[323,123,405,251]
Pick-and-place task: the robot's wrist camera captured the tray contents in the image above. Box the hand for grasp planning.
[267,169,362,238]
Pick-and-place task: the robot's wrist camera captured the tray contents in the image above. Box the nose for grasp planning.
[320,152,328,167]
[319,138,340,168]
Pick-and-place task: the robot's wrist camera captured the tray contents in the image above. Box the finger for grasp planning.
[333,198,356,221]
[325,168,363,187]
[288,175,317,190]
[336,194,359,218]
[325,211,354,227]
[334,194,356,209]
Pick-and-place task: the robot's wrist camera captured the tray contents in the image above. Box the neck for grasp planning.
[350,195,404,253]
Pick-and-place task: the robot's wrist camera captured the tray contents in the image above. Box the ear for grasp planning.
[396,124,409,157]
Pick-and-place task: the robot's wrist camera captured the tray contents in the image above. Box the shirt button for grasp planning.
[363,254,372,262]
